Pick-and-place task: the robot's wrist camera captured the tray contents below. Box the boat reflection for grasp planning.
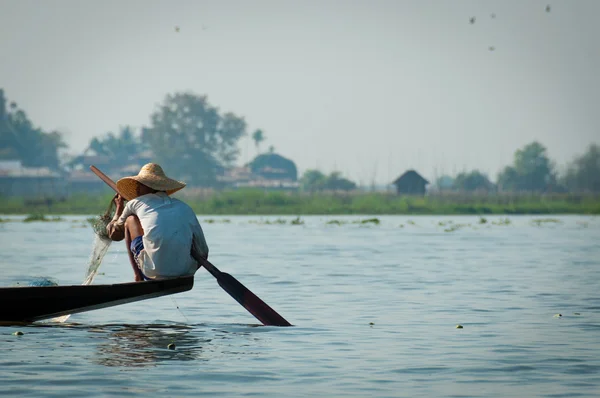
[89,323,207,367]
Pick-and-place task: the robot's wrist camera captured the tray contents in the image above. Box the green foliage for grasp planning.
[251,129,265,153]
[453,170,494,191]
[300,169,327,192]
[4,190,598,215]
[0,89,67,170]
[562,143,600,193]
[498,141,556,192]
[23,214,63,222]
[299,170,357,192]
[70,125,146,170]
[142,92,247,187]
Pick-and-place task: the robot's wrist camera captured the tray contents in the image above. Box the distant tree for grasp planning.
[69,125,146,170]
[90,126,139,158]
[497,141,556,192]
[0,89,66,170]
[143,92,247,186]
[252,129,265,154]
[562,143,600,193]
[300,169,327,192]
[323,171,357,191]
[300,170,356,192]
[453,170,494,192]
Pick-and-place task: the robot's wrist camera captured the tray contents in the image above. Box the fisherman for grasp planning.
[106,163,209,281]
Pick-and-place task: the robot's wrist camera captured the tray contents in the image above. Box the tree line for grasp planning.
[1,88,598,193]
[437,141,599,194]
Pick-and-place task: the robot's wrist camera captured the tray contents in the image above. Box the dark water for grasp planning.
[1,215,599,397]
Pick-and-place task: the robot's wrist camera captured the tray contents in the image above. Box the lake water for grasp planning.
[1,214,599,397]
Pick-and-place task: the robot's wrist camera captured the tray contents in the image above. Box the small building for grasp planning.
[392,170,429,196]
[248,153,298,181]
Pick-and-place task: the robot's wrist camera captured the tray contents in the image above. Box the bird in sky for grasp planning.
[546,5,551,13]
[175,26,180,32]
[469,16,476,24]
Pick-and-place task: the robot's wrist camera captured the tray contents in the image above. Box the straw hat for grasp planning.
[116,163,186,200]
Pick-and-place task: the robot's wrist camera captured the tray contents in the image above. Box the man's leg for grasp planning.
[124,215,145,282]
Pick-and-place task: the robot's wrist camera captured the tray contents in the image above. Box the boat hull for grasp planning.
[0,276,194,323]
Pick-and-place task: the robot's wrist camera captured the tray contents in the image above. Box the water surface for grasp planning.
[1,215,599,397]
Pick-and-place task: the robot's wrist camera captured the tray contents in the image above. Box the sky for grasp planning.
[1,0,599,185]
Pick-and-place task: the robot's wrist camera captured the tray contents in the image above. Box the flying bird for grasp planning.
[175,26,180,32]
[491,13,496,19]
[546,5,551,13]
[469,17,476,24]
[488,46,496,52]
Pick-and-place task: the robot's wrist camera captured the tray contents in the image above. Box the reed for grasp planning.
[1,190,599,215]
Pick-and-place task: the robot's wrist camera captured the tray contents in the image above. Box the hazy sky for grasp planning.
[1,0,598,184]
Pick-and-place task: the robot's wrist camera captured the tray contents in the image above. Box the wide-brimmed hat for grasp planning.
[116,163,186,200]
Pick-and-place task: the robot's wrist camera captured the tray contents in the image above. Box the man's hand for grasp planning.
[113,194,125,216]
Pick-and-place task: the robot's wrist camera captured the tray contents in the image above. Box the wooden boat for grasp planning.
[0,276,194,323]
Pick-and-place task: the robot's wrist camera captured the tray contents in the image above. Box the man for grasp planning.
[106,163,209,281]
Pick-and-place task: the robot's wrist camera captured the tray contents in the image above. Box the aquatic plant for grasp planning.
[355,218,380,225]
[23,214,63,222]
[531,218,562,226]
[444,223,470,232]
[290,216,304,225]
[492,218,511,226]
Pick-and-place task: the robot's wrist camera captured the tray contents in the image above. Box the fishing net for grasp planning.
[52,199,116,323]
[83,198,117,284]
[28,277,59,287]
[88,199,116,240]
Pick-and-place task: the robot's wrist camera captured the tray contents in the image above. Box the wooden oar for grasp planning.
[89,165,292,327]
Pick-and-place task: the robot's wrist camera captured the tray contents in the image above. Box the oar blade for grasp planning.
[216,272,292,327]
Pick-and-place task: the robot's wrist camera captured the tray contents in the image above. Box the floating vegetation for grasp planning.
[355,218,380,225]
[290,216,304,225]
[479,217,488,224]
[492,218,511,226]
[203,218,231,224]
[23,214,64,222]
[574,312,581,315]
[326,220,347,226]
[531,218,562,226]
[407,220,416,225]
[398,224,404,228]
[249,218,287,225]
[438,220,453,226]
[444,223,470,232]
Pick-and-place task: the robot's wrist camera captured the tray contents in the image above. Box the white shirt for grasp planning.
[111,192,209,279]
